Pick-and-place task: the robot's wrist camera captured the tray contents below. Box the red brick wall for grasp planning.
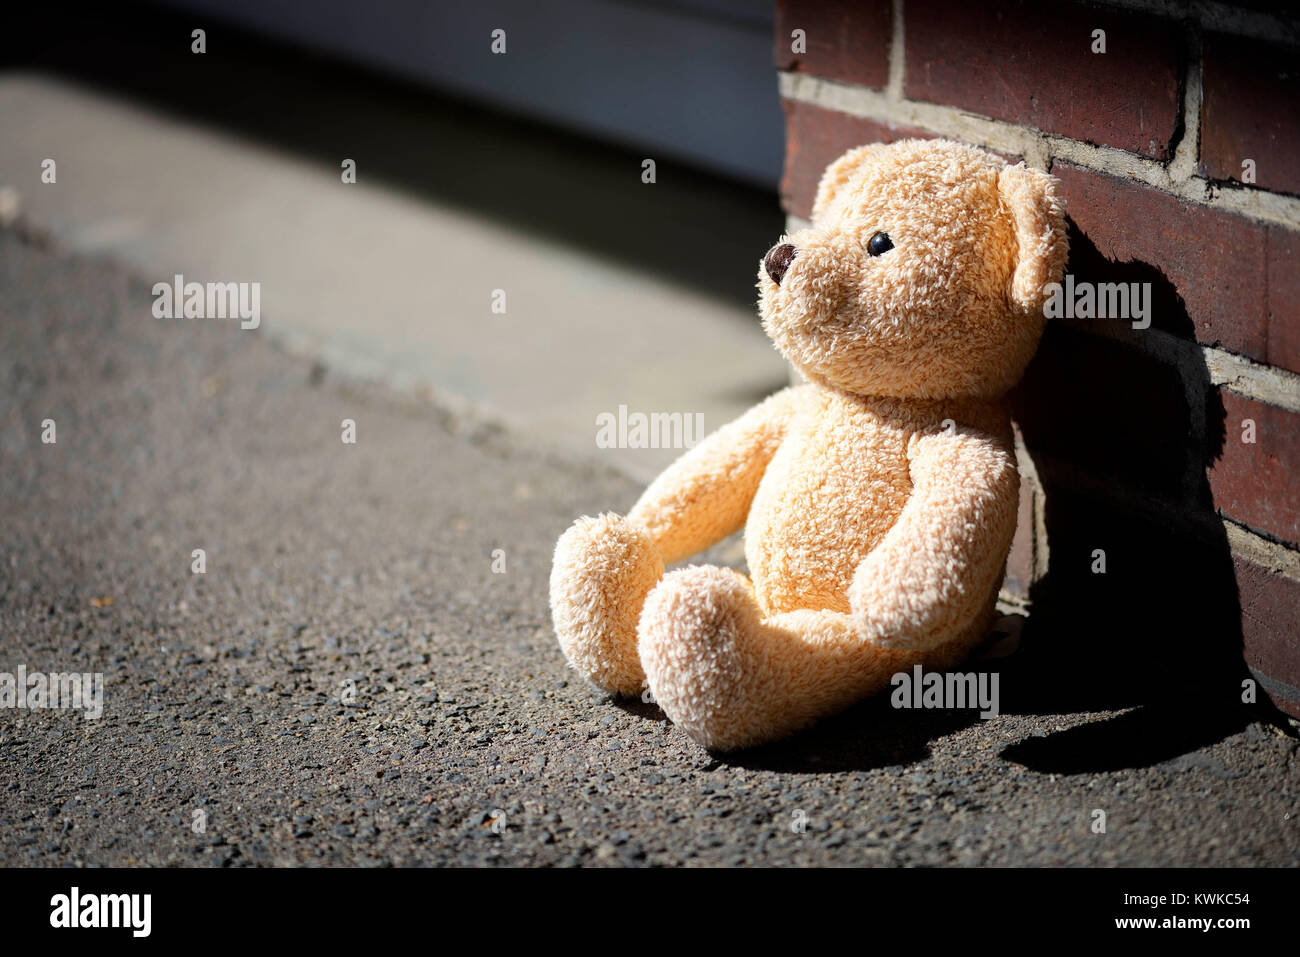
[774,0,1300,719]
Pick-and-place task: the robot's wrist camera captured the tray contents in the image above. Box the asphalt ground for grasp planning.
[1,228,1297,867]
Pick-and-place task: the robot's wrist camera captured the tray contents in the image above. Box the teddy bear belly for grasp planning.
[744,443,912,616]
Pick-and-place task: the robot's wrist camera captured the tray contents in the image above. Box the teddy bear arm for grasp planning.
[849,428,1020,653]
[627,386,805,565]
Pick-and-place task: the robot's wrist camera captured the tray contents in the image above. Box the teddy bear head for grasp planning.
[758,139,1068,400]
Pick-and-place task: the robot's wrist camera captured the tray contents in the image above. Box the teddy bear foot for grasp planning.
[550,513,665,697]
[640,566,928,751]
[638,565,809,751]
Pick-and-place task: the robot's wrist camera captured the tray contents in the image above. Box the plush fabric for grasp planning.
[550,139,1069,751]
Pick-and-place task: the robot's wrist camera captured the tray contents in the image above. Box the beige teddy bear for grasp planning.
[551,139,1068,751]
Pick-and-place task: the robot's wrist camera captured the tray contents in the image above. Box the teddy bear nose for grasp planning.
[764,243,797,285]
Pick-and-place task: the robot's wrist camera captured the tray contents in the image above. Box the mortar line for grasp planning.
[886,0,906,102]
[1167,23,1204,185]
[1224,519,1300,580]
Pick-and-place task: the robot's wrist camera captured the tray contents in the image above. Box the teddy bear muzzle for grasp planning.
[763,242,797,285]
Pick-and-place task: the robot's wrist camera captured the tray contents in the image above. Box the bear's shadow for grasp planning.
[673,222,1276,775]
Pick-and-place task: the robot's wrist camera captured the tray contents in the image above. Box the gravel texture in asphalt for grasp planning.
[1,229,1297,866]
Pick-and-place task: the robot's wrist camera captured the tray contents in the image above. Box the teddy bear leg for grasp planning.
[637,565,916,751]
[550,513,665,696]
[639,566,995,751]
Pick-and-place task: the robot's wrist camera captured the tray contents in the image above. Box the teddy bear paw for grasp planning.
[639,565,783,751]
[550,513,664,696]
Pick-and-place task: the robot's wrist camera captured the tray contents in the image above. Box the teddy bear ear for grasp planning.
[998,163,1069,314]
[812,144,889,222]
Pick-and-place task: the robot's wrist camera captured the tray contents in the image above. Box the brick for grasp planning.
[1051,162,1286,365]
[1206,392,1300,545]
[780,100,932,218]
[1266,225,1300,373]
[1010,323,1192,502]
[775,0,891,89]
[904,0,1182,159]
[1235,555,1300,719]
[1200,33,1300,196]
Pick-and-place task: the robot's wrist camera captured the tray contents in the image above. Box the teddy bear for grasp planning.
[550,138,1068,751]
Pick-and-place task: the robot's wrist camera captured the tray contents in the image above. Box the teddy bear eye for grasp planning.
[867,231,894,257]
